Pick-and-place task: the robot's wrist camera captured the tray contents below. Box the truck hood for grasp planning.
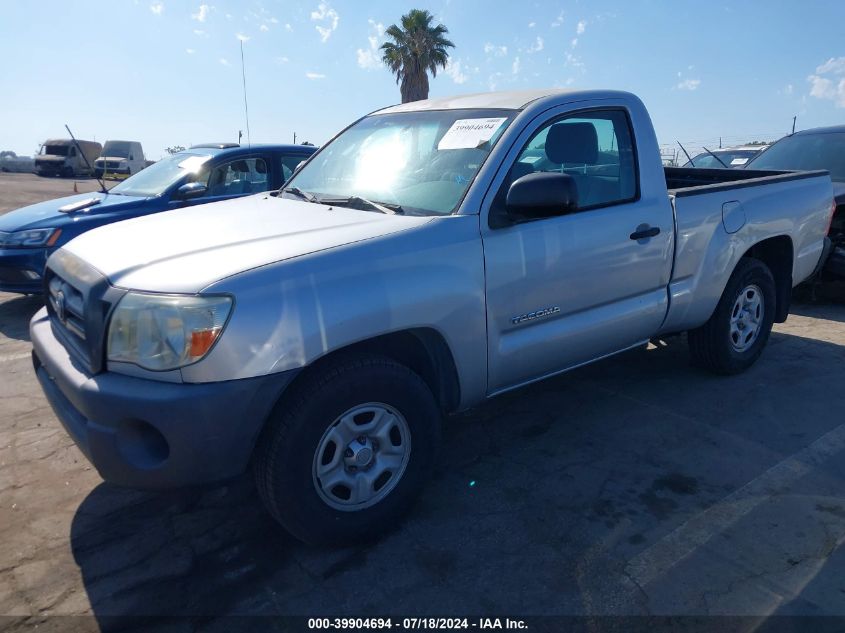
[61,194,433,293]
[0,192,152,232]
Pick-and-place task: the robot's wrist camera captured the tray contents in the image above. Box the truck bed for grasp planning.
[659,166,833,337]
[665,166,828,196]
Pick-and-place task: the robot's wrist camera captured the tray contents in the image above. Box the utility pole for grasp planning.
[293,132,297,144]
[240,40,251,147]
[792,116,797,134]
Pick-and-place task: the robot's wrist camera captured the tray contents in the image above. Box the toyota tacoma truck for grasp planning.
[30,89,834,544]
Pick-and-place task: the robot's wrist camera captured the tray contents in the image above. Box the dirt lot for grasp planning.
[2,173,845,628]
[0,173,116,215]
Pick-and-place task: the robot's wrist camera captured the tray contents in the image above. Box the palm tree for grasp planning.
[380,9,455,103]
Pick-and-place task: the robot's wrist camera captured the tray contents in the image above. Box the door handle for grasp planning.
[630,225,661,240]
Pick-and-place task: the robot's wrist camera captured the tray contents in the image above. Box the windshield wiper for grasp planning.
[320,196,405,215]
[702,146,730,169]
[281,186,318,203]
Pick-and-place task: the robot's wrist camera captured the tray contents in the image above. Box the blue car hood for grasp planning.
[0,192,154,232]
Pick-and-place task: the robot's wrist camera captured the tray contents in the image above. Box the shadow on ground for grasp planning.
[0,294,43,342]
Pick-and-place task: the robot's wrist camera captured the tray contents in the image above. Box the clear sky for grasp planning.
[3,0,845,160]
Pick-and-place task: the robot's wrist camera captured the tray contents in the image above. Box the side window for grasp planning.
[492,109,637,222]
[204,157,269,197]
[280,154,307,183]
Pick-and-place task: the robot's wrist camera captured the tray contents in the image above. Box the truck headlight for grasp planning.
[107,292,233,371]
[0,228,61,247]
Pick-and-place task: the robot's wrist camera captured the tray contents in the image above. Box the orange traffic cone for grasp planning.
[73,181,78,193]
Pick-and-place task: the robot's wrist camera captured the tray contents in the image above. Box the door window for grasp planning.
[280,154,308,182]
[494,109,638,221]
[202,157,270,197]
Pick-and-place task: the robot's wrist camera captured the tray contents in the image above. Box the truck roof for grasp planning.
[43,138,100,146]
[376,88,635,114]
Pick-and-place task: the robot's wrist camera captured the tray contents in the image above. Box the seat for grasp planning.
[228,161,253,195]
[253,159,269,191]
[543,122,600,207]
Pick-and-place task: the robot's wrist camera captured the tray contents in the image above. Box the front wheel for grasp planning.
[688,257,776,375]
[254,354,442,544]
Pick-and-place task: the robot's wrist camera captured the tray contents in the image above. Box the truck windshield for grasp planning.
[103,142,131,158]
[42,145,69,156]
[746,132,845,182]
[284,109,514,215]
[682,150,760,168]
[110,152,212,197]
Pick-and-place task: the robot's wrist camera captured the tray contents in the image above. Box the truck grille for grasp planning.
[43,252,125,374]
[46,269,92,368]
[47,275,87,341]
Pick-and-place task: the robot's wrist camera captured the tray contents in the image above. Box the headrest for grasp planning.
[545,122,598,165]
[230,160,250,173]
[255,160,267,174]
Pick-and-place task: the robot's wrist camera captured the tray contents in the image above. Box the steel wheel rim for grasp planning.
[729,283,764,352]
[312,402,412,511]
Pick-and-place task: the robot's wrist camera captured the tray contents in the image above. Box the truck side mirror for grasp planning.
[506,172,578,220]
[176,182,208,200]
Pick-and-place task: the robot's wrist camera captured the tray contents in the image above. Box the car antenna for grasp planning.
[65,124,108,194]
[677,141,694,167]
[702,145,729,168]
[240,40,251,147]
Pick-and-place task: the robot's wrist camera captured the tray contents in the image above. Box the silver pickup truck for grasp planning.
[30,89,834,544]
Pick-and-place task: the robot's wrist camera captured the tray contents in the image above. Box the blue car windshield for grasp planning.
[110,152,212,197]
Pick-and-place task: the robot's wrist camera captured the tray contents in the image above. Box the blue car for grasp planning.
[0,143,317,294]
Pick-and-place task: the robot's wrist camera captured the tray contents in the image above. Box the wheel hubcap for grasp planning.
[312,403,411,511]
[729,284,764,352]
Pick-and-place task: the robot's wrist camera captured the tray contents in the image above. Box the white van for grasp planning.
[94,140,146,179]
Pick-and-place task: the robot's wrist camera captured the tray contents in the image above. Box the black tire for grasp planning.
[688,257,776,375]
[254,354,442,545]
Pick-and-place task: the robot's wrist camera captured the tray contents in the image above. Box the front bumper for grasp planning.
[30,308,298,489]
[94,167,130,179]
[0,248,48,294]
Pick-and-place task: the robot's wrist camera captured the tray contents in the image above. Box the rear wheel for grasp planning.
[688,257,776,375]
[254,354,441,544]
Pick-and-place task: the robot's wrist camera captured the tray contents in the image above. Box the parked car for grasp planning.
[681,145,768,169]
[0,143,316,293]
[745,126,844,278]
[30,89,833,545]
[93,140,146,179]
[35,139,102,177]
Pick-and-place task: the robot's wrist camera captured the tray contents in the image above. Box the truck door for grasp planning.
[482,107,675,394]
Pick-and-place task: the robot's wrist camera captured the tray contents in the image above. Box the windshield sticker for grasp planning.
[730,158,749,165]
[178,155,212,172]
[438,117,507,150]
